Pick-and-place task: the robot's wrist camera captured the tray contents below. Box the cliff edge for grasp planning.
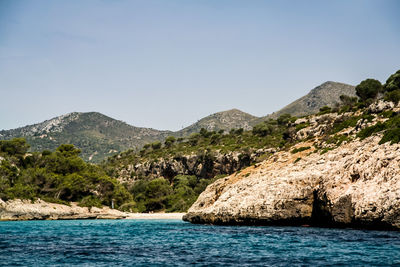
[184,102,400,230]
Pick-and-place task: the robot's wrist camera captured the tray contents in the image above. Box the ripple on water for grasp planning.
[0,220,399,266]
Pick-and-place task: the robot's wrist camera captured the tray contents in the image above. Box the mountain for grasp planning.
[0,112,171,162]
[176,109,257,137]
[259,81,355,121]
[0,81,355,162]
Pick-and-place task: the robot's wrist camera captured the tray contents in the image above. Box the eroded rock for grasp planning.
[184,136,400,230]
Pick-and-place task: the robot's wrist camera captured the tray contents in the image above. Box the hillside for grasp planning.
[0,81,355,162]
[0,112,171,162]
[254,81,355,124]
[176,109,257,137]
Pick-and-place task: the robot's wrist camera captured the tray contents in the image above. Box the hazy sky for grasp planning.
[1,0,399,131]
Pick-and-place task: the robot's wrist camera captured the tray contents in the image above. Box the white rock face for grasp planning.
[184,136,400,229]
[0,199,128,220]
[368,100,395,113]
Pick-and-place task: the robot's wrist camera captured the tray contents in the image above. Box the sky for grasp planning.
[0,0,399,131]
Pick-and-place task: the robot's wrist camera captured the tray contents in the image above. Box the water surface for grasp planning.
[0,220,399,266]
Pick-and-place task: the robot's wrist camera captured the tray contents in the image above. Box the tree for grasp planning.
[384,70,400,92]
[277,114,292,125]
[56,144,81,157]
[151,141,161,150]
[188,133,200,146]
[355,79,382,101]
[199,128,212,138]
[164,136,176,147]
[0,138,30,156]
[252,122,273,137]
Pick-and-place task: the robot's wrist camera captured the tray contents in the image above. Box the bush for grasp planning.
[164,136,176,147]
[380,128,400,144]
[291,146,311,154]
[151,141,162,150]
[384,70,400,92]
[318,106,332,115]
[199,128,212,138]
[277,114,292,125]
[188,133,200,146]
[252,122,273,137]
[384,89,400,104]
[355,79,382,101]
[357,122,385,140]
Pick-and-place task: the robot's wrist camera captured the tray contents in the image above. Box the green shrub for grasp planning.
[0,138,30,156]
[384,70,400,92]
[295,122,310,131]
[330,116,360,134]
[291,146,311,154]
[252,122,273,137]
[384,89,400,104]
[357,122,386,140]
[277,114,292,125]
[151,141,162,150]
[164,136,176,147]
[355,79,382,101]
[318,106,332,115]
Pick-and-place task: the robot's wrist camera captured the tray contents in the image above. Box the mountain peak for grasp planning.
[177,108,257,136]
[265,81,356,119]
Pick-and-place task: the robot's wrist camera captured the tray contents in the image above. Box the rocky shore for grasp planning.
[0,199,129,220]
[0,199,185,221]
[183,135,400,230]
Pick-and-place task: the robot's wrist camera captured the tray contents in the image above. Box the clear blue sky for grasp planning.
[1,0,399,131]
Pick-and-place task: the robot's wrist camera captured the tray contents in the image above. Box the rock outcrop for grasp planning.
[0,199,129,220]
[116,149,276,183]
[183,135,400,230]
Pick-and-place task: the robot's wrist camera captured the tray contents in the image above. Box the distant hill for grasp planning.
[0,81,356,162]
[259,81,355,121]
[176,109,257,137]
[0,112,171,162]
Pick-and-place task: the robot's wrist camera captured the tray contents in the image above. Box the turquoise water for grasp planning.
[0,220,399,266]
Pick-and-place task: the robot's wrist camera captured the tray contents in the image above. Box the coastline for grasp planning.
[125,213,185,220]
[0,199,185,221]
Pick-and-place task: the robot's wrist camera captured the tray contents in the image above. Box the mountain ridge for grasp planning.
[0,81,356,162]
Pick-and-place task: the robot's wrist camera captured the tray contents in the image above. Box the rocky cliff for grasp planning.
[114,148,276,184]
[184,101,400,230]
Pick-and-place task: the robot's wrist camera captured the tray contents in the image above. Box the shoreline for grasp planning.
[0,199,185,221]
[125,213,185,220]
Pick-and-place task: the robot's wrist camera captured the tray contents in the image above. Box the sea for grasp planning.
[0,219,399,266]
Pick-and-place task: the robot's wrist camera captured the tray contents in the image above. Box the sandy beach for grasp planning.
[125,213,185,220]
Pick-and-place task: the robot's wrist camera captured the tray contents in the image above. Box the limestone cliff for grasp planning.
[184,101,400,230]
[115,148,275,184]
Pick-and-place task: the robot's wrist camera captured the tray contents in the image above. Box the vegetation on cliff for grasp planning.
[102,116,294,212]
